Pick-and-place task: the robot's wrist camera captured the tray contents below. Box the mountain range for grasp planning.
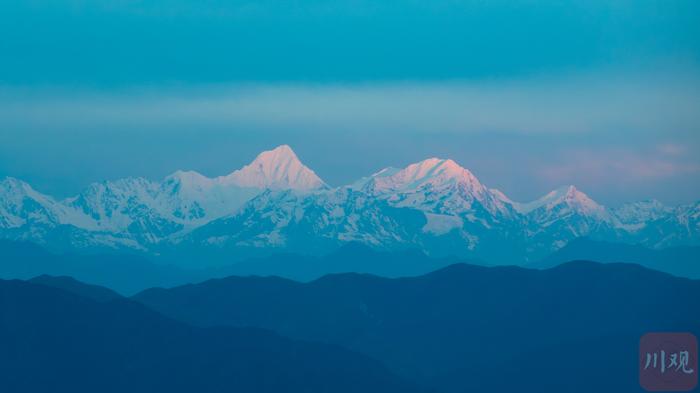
[133,261,700,393]
[2,145,699,264]
[0,277,421,393]
[7,260,699,392]
[3,236,699,294]
[0,239,460,294]
[535,237,700,278]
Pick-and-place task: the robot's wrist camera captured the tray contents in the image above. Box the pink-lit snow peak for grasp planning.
[222,145,326,190]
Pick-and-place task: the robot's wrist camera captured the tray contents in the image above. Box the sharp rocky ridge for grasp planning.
[1,145,698,261]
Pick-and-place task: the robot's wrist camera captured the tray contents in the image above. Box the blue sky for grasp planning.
[1,1,699,205]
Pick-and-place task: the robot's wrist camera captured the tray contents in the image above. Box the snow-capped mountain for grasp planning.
[181,155,697,262]
[0,177,145,251]
[185,187,427,257]
[0,177,63,230]
[220,145,326,190]
[517,185,608,218]
[1,145,698,262]
[355,158,516,219]
[612,199,673,229]
[516,186,617,253]
[628,201,700,249]
[0,145,325,249]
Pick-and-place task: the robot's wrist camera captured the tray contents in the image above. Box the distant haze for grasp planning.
[1,1,699,205]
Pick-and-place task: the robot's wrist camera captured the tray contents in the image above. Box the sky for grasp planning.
[1,0,700,206]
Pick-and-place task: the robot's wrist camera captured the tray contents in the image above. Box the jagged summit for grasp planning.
[543,185,584,202]
[1,151,698,258]
[352,157,519,219]
[367,157,484,193]
[518,185,608,219]
[221,145,326,190]
[0,176,58,204]
[613,199,672,225]
[1,177,33,193]
[396,158,479,185]
[166,170,211,186]
[550,185,598,206]
[163,145,326,192]
[0,176,64,230]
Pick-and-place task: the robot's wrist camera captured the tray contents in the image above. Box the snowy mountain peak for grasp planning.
[370,157,484,193]
[406,158,473,181]
[0,177,64,230]
[1,177,31,193]
[167,170,207,182]
[613,199,672,225]
[268,144,295,157]
[556,185,581,199]
[222,145,326,190]
[164,170,213,191]
[0,177,57,204]
[2,153,699,258]
[558,186,603,210]
[519,185,607,218]
[352,157,521,219]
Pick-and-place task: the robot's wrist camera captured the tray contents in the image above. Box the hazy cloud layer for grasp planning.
[3,71,699,134]
[1,1,699,204]
[2,70,699,205]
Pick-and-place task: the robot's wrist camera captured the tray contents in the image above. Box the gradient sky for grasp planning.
[1,1,699,206]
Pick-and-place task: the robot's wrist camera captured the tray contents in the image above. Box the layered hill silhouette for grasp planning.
[536,237,700,278]
[135,261,700,393]
[3,247,698,392]
[0,278,423,393]
[3,236,698,294]
[0,239,190,294]
[0,239,463,294]
[29,274,122,301]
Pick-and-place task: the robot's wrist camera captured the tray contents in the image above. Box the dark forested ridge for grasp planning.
[135,261,700,393]
[2,237,699,392]
[0,279,425,393]
[29,274,122,302]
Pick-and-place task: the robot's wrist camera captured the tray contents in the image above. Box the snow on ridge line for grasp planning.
[221,145,326,190]
[358,157,486,195]
[0,149,595,212]
[162,145,326,191]
[515,185,607,217]
[0,146,328,236]
[1,145,691,232]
